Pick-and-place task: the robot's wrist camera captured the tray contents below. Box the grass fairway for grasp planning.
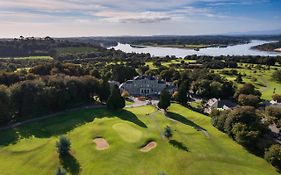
[0,104,279,175]
[216,63,281,100]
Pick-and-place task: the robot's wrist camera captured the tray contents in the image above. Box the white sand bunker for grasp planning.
[140,141,157,152]
[93,138,109,150]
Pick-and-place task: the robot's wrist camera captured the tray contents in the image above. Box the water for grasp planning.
[111,40,281,57]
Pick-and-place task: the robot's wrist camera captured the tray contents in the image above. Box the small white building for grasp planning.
[204,98,236,114]
[119,76,176,96]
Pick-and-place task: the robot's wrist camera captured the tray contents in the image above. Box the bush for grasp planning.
[56,136,71,156]
[264,144,281,170]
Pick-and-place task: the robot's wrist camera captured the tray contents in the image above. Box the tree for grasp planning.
[238,94,260,107]
[272,94,281,103]
[234,83,261,99]
[164,126,173,140]
[235,74,243,83]
[55,167,66,175]
[158,88,171,111]
[56,136,71,156]
[98,79,110,102]
[0,85,11,124]
[175,80,189,104]
[112,65,138,83]
[265,106,281,129]
[264,144,281,170]
[272,70,281,82]
[106,85,125,110]
[231,123,259,146]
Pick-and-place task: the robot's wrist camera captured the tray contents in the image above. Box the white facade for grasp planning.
[119,76,175,96]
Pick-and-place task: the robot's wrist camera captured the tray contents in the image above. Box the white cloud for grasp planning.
[94,11,171,23]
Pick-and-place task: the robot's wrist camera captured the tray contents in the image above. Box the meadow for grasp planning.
[0,104,279,175]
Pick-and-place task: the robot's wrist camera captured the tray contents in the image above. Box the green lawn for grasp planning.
[0,104,279,175]
[216,64,281,100]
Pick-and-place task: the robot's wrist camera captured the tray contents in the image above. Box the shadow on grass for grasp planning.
[0,108,146,146]
[60,153,81,175]
[97,109,147,128]
[0,128,20,146]
[167,112,206,131]
[169,140,189,152]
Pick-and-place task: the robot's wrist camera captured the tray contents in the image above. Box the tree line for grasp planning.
[0,75,110,125]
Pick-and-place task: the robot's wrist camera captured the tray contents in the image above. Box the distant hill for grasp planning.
[227,29,281,36]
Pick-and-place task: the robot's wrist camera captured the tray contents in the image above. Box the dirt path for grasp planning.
[0,105,105,131]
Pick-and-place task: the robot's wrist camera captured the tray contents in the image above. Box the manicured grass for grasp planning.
[0,56,53,60]
[216,63,281,100]
[125,100,134,106]
[145,59,196,69]
[0,104,279,175]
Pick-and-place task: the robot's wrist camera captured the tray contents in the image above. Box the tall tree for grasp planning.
[0,85,11,124]
[158,88,171,111]
[175,80,189,104]
[98,79,111,103]
[107,85,125,110]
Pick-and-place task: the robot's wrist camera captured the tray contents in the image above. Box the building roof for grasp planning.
[206,98,219,107]
[133,75,157,81]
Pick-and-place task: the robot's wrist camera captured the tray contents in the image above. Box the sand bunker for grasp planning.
[93,138,109,150]
[140,141,157,152]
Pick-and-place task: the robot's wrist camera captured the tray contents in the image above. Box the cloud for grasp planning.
[0,0,280,37]
[94,11,171,23]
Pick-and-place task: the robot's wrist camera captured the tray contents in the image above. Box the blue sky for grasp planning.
[0,0,280,37]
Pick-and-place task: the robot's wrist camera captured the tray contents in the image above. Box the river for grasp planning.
[111,40,281,57]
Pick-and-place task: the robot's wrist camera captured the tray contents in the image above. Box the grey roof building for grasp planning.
[119,76,176,96]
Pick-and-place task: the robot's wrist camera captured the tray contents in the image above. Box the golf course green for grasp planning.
[0,104,279,175]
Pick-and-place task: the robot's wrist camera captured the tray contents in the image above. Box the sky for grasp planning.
[0,0,281,37]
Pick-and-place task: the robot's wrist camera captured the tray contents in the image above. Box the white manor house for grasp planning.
[119,76,176,96]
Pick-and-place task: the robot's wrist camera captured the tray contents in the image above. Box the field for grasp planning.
[0,104,279,175]
[216,63,281,100]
